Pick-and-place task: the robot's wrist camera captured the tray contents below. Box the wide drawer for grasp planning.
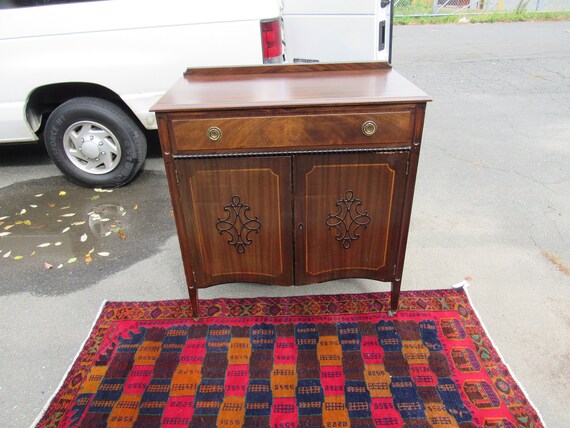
[171,110,413,154]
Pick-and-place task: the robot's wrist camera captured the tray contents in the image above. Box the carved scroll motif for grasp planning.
[325,190,371,249]
[216,195,261,254]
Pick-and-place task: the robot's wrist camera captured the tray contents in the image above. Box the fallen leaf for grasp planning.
[67,257,77,264]
[169,210,174,217]
[85,253,92,263]
[98,252,110,257]
[88,247,94,254]
[71,221,86,226]
[30,205,38,208]
[31,251,36,256]
[94,188,113,193]
[100,218,110,222]
[23,220,31,225]
[133,204,139,210]
[48,203,56,208]
[0,216,9,220]
[4,250,12,258]
[55,242,62,246]
[59,191,67,196]
[15,221,22,225]
[35,193,44,197]
[104,231,112,237]
[80,233,88,242]
[61,227,70,234]
[0,232,11,237]
[3,225,14,230]
[60,205,70,210]
[542,250,570,276]
[57,264,64,269]
[14,255,23,260]
[86,195,101,201]
[60,213,77,218]
[118,230,126,240]
[37,243,51,248]
[18,208,27,215]
[44,262,53,270]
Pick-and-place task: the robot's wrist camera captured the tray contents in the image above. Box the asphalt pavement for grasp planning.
[1,21,569,427]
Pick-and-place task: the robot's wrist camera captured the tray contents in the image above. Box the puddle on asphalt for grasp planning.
[0,171,175,296]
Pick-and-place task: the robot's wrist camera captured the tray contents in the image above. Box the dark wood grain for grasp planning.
[391,103,428,310]
[171,109,413,153]
[156,114,199,318]
[151,63,430,113]
[154,63,430,316]
[174,156,293,288]
[294,152,408,285]
[183,62,391,77]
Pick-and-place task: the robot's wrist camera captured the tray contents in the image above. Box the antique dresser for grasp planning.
[151,62,430,318]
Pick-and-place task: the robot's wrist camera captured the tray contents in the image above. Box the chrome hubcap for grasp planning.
[63,121,121,175]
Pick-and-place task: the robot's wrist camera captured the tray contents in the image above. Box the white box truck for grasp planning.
[282,0,392,64]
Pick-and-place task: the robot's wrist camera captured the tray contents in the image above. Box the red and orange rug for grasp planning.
[36,289,543,427]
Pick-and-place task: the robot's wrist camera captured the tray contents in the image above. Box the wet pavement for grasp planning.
[0,171,174,296]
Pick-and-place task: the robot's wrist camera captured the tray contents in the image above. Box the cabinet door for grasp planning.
[294,152,409,285]
[175,156,293,287]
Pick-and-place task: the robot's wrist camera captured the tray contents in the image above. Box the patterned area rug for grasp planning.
[36,289,543,427]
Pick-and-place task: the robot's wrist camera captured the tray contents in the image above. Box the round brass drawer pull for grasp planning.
[207,126,222,142]
[362,120,377,137]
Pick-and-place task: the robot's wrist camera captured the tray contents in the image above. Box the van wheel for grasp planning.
[44,97,147,187]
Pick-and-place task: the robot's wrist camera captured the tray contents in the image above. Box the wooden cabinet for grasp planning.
[293,152,408,286]
[174,156,293,288]
[152,63,430,318]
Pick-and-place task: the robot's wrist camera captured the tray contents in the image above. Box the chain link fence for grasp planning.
[394,0,570,16]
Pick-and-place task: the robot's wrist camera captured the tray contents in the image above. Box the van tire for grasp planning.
[44,97,147,188]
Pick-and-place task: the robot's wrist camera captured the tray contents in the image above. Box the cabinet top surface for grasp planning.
[151,63,431,113]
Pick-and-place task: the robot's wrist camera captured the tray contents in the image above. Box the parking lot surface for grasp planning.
[1,21,569,427]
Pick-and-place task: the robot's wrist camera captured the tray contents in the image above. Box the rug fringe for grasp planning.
[462,287,547,427]
[31,299,109,428]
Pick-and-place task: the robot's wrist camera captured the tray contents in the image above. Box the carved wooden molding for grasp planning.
[216,195,261,254]
[325,190,371,249]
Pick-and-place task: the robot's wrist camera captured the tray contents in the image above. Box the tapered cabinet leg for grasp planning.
[390,279,401,314]
[189,286,199,321]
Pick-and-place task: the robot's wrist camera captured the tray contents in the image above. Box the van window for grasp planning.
[0,0,101,9]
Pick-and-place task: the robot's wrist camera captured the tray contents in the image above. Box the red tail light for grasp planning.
[261,19,283,64]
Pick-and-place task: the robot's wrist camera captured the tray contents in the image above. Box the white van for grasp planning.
[282,0,392,64]
[0,0,283,187]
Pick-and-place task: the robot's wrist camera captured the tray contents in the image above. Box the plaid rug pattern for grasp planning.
[36,289,543,427]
